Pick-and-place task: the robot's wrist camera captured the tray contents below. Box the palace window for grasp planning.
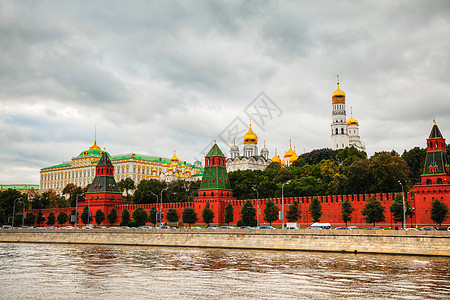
[437,178,443,185]
[426,179,432,185]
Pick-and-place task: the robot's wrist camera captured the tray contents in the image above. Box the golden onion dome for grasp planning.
[332,82,345,99]
[289,152,299,163]
[171,151,179,164]
[284,144,295,158]
[152,167,157,172]
[347,108,358,125]
[243,124,258,144]
[272,155,281,165]
[168,167,173,172]
[163,163,169,167]
[186,169,191,173]
[89,140,101,151]
[281,159,285,166]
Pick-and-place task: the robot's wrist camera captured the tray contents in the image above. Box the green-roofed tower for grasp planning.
[194,141,236,226]
[421,120,450,185]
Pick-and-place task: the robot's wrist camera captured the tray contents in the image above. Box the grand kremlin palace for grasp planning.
[40,141,203,193]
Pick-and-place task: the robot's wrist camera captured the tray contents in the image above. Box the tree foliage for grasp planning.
[361,197,386,226]
[224,203,234,225]
[57,212,68,226]
[286,200,300,222]
[309,197,322,223]
[166,208,180,223]
[431,199,449,226]
[148,207,157,226]
[36,210,45,225]
[94,209,106,226]
[118,178,136,200]
[107,208,118,225]
[263,200,279,225]
[182,207,198,226]
[80,206,91,225]
[46,212,56,226]
[341,200,355,226]
[240,200,257,227]
[202,202,215,225]
[228,147,413,200]
[120,209,131,226]
[132,207,148,226]
[24,212,36,226]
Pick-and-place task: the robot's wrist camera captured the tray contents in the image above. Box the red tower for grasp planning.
[79,150,124,224]
[413,121,450,226]
[193,142,236,225]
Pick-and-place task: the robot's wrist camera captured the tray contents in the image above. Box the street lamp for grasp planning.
[282,180,291,229]
[151,192,159,227]
[160,187,168,227]
[12,198,21,228]
[398,180,406,230]
[252,186,259,227]
[74,193,83,228]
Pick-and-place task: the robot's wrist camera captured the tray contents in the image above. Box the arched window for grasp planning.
[436,141,438,148]
[203,192,206,197]
[426,179,432,185]
[335,128,338,134]
[211,192,214,196]
[437,178,443,185]
[341,128,344,134]
[435,165,439,172]
[429,166,433,172]
[430,142,433,148]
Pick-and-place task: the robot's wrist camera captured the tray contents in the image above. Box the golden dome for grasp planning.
[284,141,295,158]
[186,169,191,173]
[168,167,173,172]
[272,155,281,165]
[281,159,285,165]
[332,82,345,99]
[243,124,258,144]
[347,114,358,125]
[289,152,299,163]
[163,163,169,167]
[152,167,157,172]
[171,151,179,164]
[89,140,101,151]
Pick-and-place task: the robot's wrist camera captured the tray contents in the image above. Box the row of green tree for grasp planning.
[19,195,448,228]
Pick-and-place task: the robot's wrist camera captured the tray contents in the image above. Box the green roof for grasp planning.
[41,162,72,170]
[0,184,39,191]
[76,149,107,158]
[206,143,225,158]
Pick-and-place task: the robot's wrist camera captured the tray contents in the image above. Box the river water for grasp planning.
[0,243,449,300]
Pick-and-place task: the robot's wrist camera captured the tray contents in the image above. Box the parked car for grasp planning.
[94,226,107,229]
[435,227,449,231]
[205,226,219,229]
[2,225,12,229]
[308,223,331,229]
[365,226,384,230]
[405,228,418,231]
[239,226,253,229]
[220,226,236,229]
[160,225,173,229]
[334,227,349,230]
[420,226,436,231]
[137,226,153,229]
[258,226,275,229]
[347,226,361,230]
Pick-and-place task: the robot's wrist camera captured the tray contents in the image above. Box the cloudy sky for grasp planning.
[1,0,450,184]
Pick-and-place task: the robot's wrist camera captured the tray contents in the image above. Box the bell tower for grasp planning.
[331,75,349,150]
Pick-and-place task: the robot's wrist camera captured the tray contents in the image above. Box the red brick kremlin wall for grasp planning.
[28,191,447,228]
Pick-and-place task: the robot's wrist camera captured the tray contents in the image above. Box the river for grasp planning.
[0,243,449,299]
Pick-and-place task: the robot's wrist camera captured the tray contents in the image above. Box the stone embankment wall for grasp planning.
[0,229,449,256]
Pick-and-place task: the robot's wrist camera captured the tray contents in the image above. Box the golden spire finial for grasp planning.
[214,140,216,144]
[433,119,436,125]
[337,74,340,86]
[289,139,292,147]
[275,147,277,155]
[264,140,266,148]
[351,106,353,117]
[233,138,236,146]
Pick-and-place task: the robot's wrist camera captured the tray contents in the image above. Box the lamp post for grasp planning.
[74,193,83,228]
[160,187,168,227]
[281,180,291,229]
[252,186,259,228]
[398,180,406,230]
[151,192,159,226]
[12,198,21,228]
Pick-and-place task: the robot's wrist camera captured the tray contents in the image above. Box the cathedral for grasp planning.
[330,77,366,152]
[226,124,272,172]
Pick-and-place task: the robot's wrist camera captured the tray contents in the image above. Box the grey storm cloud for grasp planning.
[0,0,450,184]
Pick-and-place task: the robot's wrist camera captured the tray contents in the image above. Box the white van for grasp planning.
[308,223,331,229]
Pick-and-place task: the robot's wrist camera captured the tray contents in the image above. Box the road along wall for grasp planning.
[0,229,449,256]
